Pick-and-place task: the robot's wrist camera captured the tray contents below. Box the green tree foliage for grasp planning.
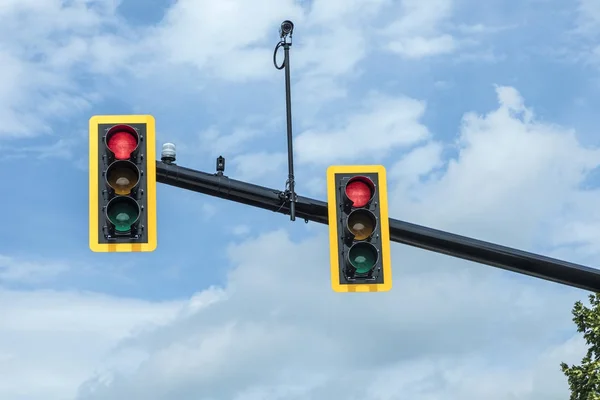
[561,293,600,400]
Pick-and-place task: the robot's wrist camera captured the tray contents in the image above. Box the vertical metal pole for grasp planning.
[283,43,296,221]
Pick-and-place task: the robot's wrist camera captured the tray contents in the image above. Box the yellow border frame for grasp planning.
[89,115,157,252]
[326,165,392,293]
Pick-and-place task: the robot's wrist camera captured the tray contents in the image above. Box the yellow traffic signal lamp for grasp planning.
[89,115,157,252]
[327,165,391,292]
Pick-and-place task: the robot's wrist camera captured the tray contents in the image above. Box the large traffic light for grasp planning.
[89,115,157,252]
[327,165,391,293]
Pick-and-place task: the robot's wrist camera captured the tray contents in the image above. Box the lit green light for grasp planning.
[106,197,140,232]
[348,242,378,274]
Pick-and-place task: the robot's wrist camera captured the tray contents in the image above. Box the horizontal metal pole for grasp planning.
[156,160,600,292]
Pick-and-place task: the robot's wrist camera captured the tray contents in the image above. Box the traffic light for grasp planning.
[326,165,391,293]
[89,115,157,252]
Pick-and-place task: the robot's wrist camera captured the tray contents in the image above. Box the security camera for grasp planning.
[279,20,294,38]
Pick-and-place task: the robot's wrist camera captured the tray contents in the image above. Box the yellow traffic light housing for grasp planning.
[326,165,391,292]
[89,115,157,252]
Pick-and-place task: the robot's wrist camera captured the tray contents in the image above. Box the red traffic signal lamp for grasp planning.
[326,165,392,293]
[89,115,157,252]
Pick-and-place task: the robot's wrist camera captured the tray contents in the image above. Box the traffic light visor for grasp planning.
[106,160,140,195]
[106,196,140,233]
[347,209,377,240]
[348,242,378,274]
[106,125,139,160]
[345,176,374,208]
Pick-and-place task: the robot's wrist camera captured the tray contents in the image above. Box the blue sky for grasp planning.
[1,0,600,399]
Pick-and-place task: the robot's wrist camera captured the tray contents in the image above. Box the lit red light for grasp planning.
[345,177,374,208]
[107,128,138,160]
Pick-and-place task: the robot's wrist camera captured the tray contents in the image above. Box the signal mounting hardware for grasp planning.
[327,165,392,293]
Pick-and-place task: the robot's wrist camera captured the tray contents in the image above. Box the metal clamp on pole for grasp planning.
[274,20,297,221]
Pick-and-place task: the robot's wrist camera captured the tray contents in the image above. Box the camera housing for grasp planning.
[279,20,294,38]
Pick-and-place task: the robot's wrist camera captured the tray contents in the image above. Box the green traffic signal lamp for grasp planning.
[106,196,141,234]
[348,242,379,275]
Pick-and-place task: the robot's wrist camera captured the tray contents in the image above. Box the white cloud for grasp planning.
[145,0,303,82]
[577,0,600,36]
[380,0,457,58]
[230,151,287,182]
[231,225,251,236]
[387,34,457,58]
[294,24,367,77]
[201,203,218,219]
[389,140,444,183]
[454,23,517,35]
[0,0,119,138]
[73,229,587,400]
[0,0,473,143]
[198,126,267,158]
[302,176,327,197]
[295,93,429,165]
[0,75,597,399]
[1,137,79,161]
[0,255,69,284]
[2,1,599,399]
[0,0,496,144]
[389,85,600,250]
[307,0,391,25]
[386,0,453,36]
[0,289,183,400]
[560,0,600,68]
[65,86,598,400]
[288,0,391,114]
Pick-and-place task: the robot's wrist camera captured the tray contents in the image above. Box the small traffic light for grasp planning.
[89,115,157,252]
[326,165,391,293]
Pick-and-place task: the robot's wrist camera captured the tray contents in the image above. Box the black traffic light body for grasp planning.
[327,165,391,293]
[89,115,157,252]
